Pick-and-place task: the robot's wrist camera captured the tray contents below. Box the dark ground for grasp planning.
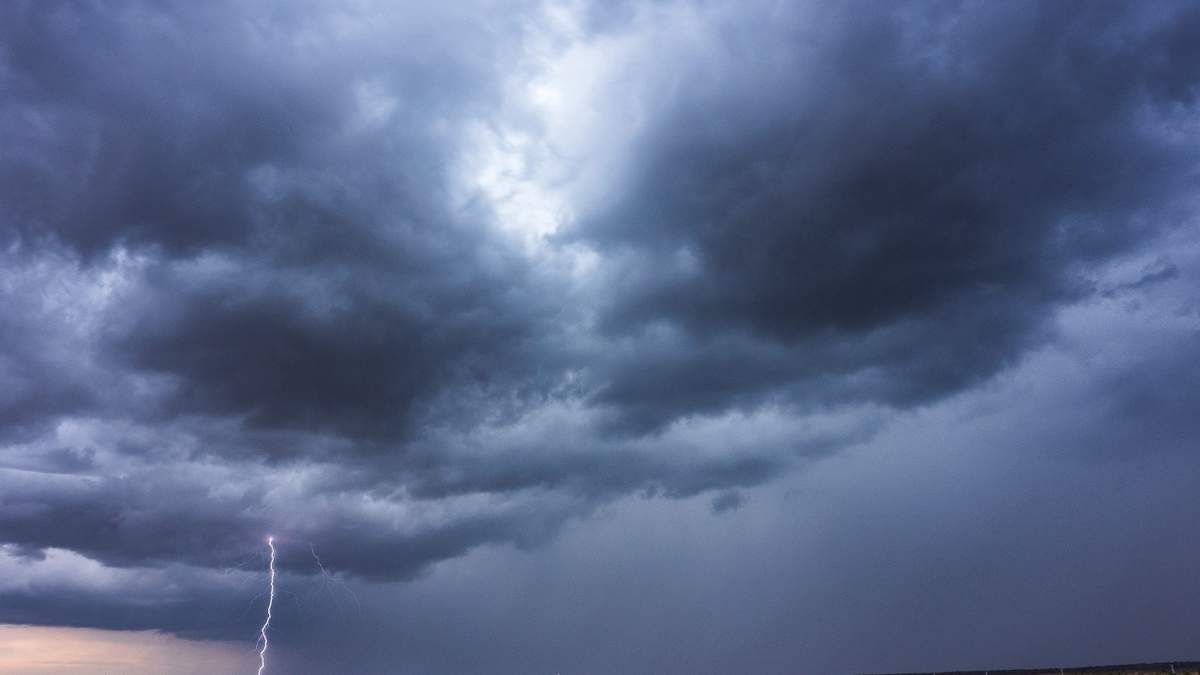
[869,662,1200,675]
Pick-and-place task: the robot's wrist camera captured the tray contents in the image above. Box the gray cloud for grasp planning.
[0,0,1198,664]
[569,0,1200,432]
[255,235,1200,673]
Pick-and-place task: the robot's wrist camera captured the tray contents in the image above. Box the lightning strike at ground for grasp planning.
[257,536,276,675]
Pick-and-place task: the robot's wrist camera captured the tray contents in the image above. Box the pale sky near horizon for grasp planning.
[0,625,245,674]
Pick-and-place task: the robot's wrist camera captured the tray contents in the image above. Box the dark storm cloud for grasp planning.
[0,573,255,640]
[573,0,1200,431]
[1,0,1199,649]
[0,468,569,581]
[0,0,524,256]
[265,247,1200,674]
[0,0,580,627]
[1,0,557,444]
[109,253,545,445]
[0,402,856,583]
[400,430,793,501]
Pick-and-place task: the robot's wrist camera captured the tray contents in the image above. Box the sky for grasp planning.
[1,1,1199,673]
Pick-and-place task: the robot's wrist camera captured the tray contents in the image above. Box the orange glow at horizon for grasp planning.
[0,624,247,675]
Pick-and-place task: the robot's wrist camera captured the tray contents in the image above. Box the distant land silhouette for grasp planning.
[868,662,1200,675]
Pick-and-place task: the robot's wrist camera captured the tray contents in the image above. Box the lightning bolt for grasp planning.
[310,544,328,577]
[257,536,276,675]
[312,544,362,618]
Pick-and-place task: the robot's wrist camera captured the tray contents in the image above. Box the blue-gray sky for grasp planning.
[1,1,1199,672]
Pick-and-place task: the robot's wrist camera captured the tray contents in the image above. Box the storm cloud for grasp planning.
[1,1,1199,670]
